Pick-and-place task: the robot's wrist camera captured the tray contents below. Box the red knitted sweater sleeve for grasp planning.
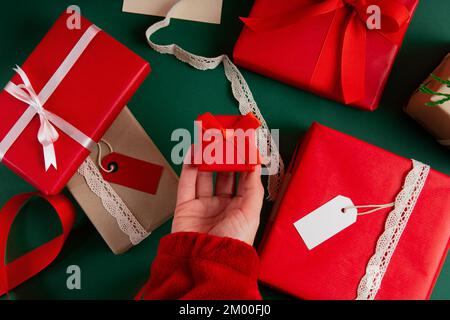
[136,232,262,300]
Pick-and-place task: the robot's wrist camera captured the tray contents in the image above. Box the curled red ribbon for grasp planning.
[0,192,75,296]
[241,0,411,104]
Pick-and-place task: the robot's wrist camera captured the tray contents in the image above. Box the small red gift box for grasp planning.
[259,123,450,299]
[192,112,262,172]
[233,0,419,111]
[0,12,150,195]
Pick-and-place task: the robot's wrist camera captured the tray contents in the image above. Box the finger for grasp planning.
[215,172,235,197]
[236,172,249,197]
[237,165,264,215]
[237,165,262,197]
[176,163,198,206]
[196,171,214,198]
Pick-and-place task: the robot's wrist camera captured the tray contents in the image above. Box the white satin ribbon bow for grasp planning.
[0,24,100,171]
[5,66,61,170]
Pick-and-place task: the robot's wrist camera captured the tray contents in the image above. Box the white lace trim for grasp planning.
[77,157,149,245]
[145,0,284,200]
[356,160,430,300]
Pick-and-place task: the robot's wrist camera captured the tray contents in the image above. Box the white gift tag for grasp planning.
[293,195,357,250]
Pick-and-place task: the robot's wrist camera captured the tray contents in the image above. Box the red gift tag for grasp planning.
[100,152,163,195]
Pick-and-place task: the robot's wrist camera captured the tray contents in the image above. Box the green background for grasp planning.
[0,0,449,299]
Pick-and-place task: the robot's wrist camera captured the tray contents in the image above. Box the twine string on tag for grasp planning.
[97,139,115,173]
[343,202,395,216]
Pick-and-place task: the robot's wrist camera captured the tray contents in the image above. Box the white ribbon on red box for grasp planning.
[0,24,100,171]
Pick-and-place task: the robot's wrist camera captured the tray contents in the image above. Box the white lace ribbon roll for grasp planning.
[78,157,149,245]
[145,0,284,200]
[356,159,430,300]
[1,25,100,171]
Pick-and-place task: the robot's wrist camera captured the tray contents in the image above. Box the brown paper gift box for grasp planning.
[405,53,450,147]
[67,107,178,254]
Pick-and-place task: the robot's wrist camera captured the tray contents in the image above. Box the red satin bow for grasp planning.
[0,192,75,297]
[241,0,411,104]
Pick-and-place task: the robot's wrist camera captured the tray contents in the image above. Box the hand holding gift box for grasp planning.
[0,11,150,195]
[234,0,419,110]
[405,53,450,147]
[144,0,285,200]
[259,123,450,299]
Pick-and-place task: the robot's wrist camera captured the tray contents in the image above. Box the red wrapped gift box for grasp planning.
[233,0,419,111]
[259,123,450,299]
[192,112,262,172]
[0,12,150,195]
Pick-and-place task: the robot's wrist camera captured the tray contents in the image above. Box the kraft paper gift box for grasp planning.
[0,12,150,195]
[67,107,178,254]
[233,0,419,111]
[259,123,450,299]
[193,112,262,172]
[405,53,450,148]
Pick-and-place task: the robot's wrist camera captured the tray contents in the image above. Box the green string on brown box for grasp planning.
[419,74,450,106]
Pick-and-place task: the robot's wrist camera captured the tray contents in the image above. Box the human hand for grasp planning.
[172,163,265,246]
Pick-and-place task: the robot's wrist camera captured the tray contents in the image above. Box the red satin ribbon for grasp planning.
[241,0,411,104]
[0,192,75,296]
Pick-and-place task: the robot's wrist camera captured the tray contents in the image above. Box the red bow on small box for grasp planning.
[241,0,411,104]
[192,112,262,172]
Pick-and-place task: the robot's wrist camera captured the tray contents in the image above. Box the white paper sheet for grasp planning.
[122,0,223,24]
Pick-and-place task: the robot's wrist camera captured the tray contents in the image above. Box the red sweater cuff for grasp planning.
[158,232,260,278]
